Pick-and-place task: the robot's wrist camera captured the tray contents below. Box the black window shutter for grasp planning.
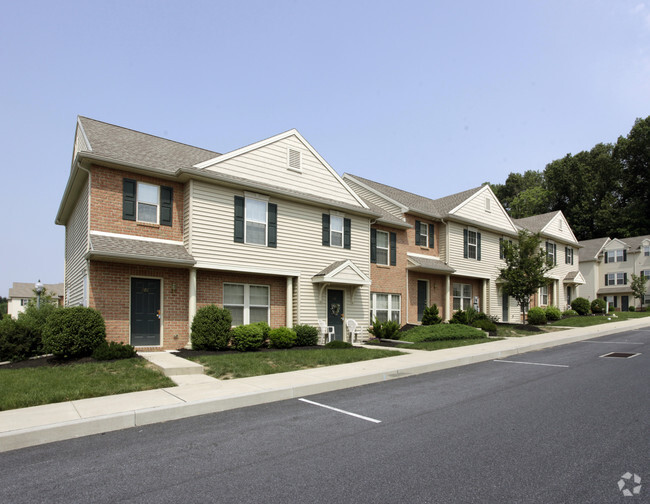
[415,220,421,246]
[604,274,608,286]
[604,253,608,263]
[500,238,504,260]
[123,178,137,221]
[234,196,245,243]
[428,223,435,249]
[553,244,557,265]
[463,229,468,258]
[267,203,277,248]
[565,247,568,264]
[624,273,627,284]
[390,232,397,266]
[160,186,173,226]
[370,228,377,264]
[623,250,627,261]
[614,296,618,308]
[477,232,482,261]
[322,214,330,246]
[344,218,351,249]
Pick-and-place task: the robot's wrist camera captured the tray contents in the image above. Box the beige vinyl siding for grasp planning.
[345,178,404,219]
[545,244,579,310]
[65,178,89,306]
[183,180,192,252]
[579,260,598,300]
[450,188,516,234]
[543,213,578,244]
[190,181,370,332]
[204,136,361,207]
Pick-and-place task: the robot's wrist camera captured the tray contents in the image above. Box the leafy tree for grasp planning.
[498,230,552,322]
[630,273,648,309]
[509,185,551,219]
[0,296,7,317]
[491,170,546,214]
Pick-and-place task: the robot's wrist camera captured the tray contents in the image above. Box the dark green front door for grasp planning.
[622,296,629,311]
[417,280,428,322]
[327,289,344,341]
[502,293,509,323]
[131,278,161,346]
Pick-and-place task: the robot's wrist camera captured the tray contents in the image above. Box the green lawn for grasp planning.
[496,324,556,337]
[0,358,175,411]
[548,311,650,327]
[398,337,504,351]
[187,348,403,379]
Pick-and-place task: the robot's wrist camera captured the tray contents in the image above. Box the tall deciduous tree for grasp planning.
[630,273,647,309]
[498,230,552,322]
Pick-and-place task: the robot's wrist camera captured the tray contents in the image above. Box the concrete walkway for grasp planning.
[1,319,648,453]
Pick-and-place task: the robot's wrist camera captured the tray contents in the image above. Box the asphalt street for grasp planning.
[1,327,648,503]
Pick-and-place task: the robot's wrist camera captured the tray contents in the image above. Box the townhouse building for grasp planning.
[579,234,650,310]
[56,117,376,349]
[7,282,64,319]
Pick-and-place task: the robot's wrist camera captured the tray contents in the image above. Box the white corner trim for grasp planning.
[89,230,184,246]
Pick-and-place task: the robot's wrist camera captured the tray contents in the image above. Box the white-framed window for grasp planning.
[137,182,159,224]
[606,249,626,262]
[467,230,478,259]
[418,222,429,247]
[371,293,401,323]
[245,197,268,245]
[565,247,574,265]
[540,285,548,306]
[376,230,389,265]
[644,246,650,256]
[545,242,556,265]
[453,283,472,310]
[604,295,615,309]
[641,270,650,279]
[330,215,344,248]
[223,283,270,326]
[605,273,626,286]
[21,298,30,306]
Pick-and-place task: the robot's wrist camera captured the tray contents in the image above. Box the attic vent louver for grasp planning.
[288,148,301,170]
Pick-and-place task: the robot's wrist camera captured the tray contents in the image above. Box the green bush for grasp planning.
[231,324,265,352]
[570,297,590,316]
[268,327,297,349]
[562,309,579,317]
[401,324,486,342]
[527,307,547,325]
[629,306,636,312]
[0,317,32,362]
[325,340,353,349]
[252,321,271,340]
[92,341,137,360]
[42,306,106,359]
[591,299,606,314]
[293,324,318,346]
[449,310,468,325]
[191,305,232,351]
[367,319,401,339]
[545,306,562,322]
[472,319,497,334]
[421,304,442,325]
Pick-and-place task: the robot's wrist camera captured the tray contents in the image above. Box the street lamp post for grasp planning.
[35,279,44,309]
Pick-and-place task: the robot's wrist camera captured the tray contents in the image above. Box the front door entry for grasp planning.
[622,295,629,312]
[327,289,344,341]
[502,293,509,323]
[131,278,161,346]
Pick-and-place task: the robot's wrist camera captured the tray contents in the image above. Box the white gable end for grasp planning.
[542,212,578,244]
[198,132,364,207]
[449,186,517,233]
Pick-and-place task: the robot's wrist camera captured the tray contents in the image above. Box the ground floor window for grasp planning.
[540,285,549,306]
[604,295,616,310]
[453,283,471,310]
[224,283,269,326]
[371,293,401,323]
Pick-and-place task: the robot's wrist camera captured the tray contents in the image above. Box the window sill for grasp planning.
[137,222,160,229]
[376,264,391,269]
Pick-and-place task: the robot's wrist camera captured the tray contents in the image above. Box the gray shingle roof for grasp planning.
[578,237,609,262]
[512,211,560,233]
[344,173,483,220]
[78,117,221,173]
[620,234,650,251]
[89,234,195,265]
[9,282,64,298]
[406,254,456,273]
[313,260,348,277]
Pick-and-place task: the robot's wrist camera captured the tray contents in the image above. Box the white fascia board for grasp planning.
[604,237,629,250]
[194,261,300,277]
[343,175,409,214]
[407,252,442,261]
[540,211,580,245]
[77,117,92,152]
[90,230,185,246]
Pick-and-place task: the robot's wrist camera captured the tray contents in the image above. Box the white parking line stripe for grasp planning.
[581,341,644,345]
[299,398,382,423]
[493,360,569,368]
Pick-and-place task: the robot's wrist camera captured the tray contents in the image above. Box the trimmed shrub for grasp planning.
[268,327,297,349]
[401,324,486,342]
[628,306,636,312]
[472,319,497,334]
[421,304,442,325]
[449,310,468,325]
[252,321,271,341]
[591,299,606,314]
[191,305,232,351]
[545,306,562,322]
[231,324,265,352]
[527,307,547,325]
[92,341,137,360]
[294,324,318,346]
[42,306,106,359]
[570,297,590,316]
[562,309,579,317]
[0,316,32,362]
[325,340,353,349]
[367,319,401,340]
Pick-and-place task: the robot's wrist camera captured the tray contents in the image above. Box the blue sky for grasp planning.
[2,0,649,297]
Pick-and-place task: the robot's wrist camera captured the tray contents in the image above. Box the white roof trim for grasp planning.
[604,237,630,250]
[565,271,586,285]
[407,252,443,261]
[312,259,371,285]
[343,174,410,214]
[540,211,580,244]
[77,116,92,152]
[194,130,368,209]
[90,230,184,246]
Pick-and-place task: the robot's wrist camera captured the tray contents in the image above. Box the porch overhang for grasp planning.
[597,286,633,295]
[88,233,196,268]
[312,260,371,302]
[563,271,586,285]
[406,253,455,274]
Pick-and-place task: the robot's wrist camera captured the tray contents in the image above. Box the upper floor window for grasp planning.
[371,229,396,266]
[123,178,173,226]
[322,213,351,249]
[21,298,30,307]
[605,249,626,263]
[605,272,627,286]
[644,245,650,256]
[546,242,557,266]
[234,195,277,247]
[415,220,434,248]
[565,247,574,265]
[499,237,513,260]
[376,230,389,265]
[464,229,481,260]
